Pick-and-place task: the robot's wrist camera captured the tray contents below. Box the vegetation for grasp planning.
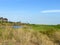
[0,22,60,45]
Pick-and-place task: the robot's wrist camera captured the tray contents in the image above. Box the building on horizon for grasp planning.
[0,17,8,22]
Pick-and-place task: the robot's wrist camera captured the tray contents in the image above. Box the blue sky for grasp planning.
[0,0,60,24]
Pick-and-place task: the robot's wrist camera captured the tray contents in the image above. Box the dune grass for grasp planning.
[0,23,60,45]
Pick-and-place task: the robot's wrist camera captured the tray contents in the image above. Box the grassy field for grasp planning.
[0,23,60,45]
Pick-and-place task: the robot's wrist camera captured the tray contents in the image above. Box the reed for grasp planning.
[0,24,60,45]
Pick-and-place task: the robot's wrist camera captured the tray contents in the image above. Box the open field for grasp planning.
[0,23,60,45]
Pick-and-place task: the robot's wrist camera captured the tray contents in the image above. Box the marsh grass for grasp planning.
[0,24,60,45]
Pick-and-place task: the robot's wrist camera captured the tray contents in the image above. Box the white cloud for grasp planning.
[41,10,60,13]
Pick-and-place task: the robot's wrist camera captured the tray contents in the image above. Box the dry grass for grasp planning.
[0,25,60,45]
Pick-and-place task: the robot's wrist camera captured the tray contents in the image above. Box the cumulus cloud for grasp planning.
[41,10,60,13]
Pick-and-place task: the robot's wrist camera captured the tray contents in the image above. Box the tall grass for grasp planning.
[0,24,60,45]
